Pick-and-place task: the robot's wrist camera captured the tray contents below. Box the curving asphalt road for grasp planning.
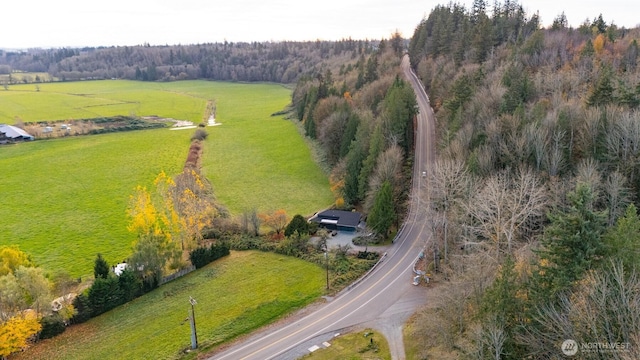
[207,55,436,360]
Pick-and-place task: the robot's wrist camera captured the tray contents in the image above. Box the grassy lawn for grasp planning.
[0,80,333,278]
[0,128,192,277]
[300,329,391,360]
[14,251,325,360]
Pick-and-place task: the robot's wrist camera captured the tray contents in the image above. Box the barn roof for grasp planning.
[0,124,34,140]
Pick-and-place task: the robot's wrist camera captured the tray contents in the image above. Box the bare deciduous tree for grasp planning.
[604,171,632,226]
[428,158,472,263]
[466,167,547,255]
[521,262,640,360]
[476,143,495,175]
[241,208,261,236]
[546,130,566,177]
[482,317,507,360]
[578,107,602,158]
[525,122,548,171]
[574,157,602,194]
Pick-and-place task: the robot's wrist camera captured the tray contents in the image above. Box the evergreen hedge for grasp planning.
[189,242,230,269]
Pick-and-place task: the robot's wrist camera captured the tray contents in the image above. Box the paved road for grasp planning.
[207,55,436,360]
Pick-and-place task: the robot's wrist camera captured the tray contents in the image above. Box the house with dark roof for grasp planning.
[0,124,34,143]
[310,209,363,232]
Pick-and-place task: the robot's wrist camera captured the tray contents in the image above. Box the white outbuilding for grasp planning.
[0,124,35,142]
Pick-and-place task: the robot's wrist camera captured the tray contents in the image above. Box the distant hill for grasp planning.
[0,40,379,83]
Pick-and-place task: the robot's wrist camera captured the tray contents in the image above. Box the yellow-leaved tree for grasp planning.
[155,169,219,250]
[127,185,182,286]
[594,33,606,55]
[0,311,42,357]
[127,185,162,236]
[0,245,34,276]
[127,169,221,284]
[0,246,51,358]
[171,169,218,248]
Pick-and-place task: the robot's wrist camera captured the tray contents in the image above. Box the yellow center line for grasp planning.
[239,240,420,360]
[217,57,432,360]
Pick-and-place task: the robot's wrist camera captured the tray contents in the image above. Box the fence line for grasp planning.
[160,265,196,285]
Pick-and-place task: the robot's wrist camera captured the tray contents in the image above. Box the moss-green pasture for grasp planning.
[0,80,333,277]
[15,251,325,360]
[0,128,192,277]
[0,80,208,123]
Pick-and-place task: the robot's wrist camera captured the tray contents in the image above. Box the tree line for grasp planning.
[291,33,417,240]
[0,39,378,83]
[406,1,640,359]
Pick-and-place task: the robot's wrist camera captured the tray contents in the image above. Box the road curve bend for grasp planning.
[207,55,436,360]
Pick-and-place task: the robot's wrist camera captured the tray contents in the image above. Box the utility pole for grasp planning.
[189,296,198,349]
[324,251,329,290]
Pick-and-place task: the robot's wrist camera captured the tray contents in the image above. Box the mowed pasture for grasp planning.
[0,80,333,277]
[0,80,206,123]
[14,251,325,360]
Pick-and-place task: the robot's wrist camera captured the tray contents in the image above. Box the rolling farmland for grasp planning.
[0,80,333,277]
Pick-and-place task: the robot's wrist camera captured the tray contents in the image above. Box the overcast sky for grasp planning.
[2,0,637,49]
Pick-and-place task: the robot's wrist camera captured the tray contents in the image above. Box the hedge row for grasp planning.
[70,267,153,324]
[188,242,230,269]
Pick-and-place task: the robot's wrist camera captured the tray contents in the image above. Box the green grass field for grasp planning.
[14,251,325,360]
[0,80,333,277]
[0,80,207,123]
[0,128,192,277]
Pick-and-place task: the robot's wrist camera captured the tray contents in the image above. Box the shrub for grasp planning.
[189,242,230,269]
[226,235,278,252]
[118,268,142,302]
[140,275,159,294]
[189,248,208,268]
[284,214,310,237]
[70,293,92,324]
[357,251,380,260]
[94,253,110,279]
[88,276,124,317]
[276,235,311,257]
[39,313,66,339]
[191,129,209,141]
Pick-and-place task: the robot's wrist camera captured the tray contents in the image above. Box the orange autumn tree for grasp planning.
[260,209,289,237]
[329,169,346,208]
